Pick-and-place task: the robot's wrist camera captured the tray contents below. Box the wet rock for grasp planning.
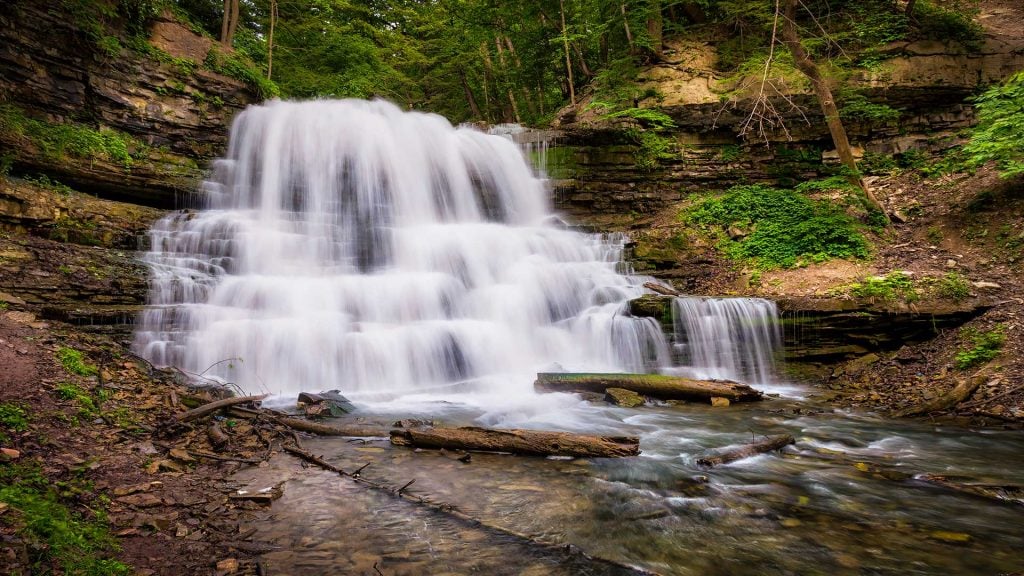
[604,387,646,407]
[710,396,731,407]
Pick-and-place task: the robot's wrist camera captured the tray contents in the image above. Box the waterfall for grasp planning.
[668,297,782,384]
[133,99,669,400]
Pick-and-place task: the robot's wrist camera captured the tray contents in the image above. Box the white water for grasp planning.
[135,99,785,413]
[134,99,671,404]
[668,297,782,384]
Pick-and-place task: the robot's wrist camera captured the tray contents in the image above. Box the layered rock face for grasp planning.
[0,3,257,206]
[550,37,1024,222]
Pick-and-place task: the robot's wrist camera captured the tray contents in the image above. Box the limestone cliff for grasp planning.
[0,2,258,206]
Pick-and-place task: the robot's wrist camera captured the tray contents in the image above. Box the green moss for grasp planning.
[686,184,871,269]
[57,348,98,378]
[0,463,130,576]
[954,325,1005,370]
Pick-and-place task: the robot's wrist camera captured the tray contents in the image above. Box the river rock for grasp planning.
[605,387,645,407]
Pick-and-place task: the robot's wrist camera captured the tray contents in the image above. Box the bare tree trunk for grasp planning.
[266,0,277,80]
[221,0,240,48]
[560,0,576,106]
[480,42,494,122]
[220,0,231,46]
[572,42,594,77]
[620,3,634,50]
[780,0,888,218]
[459,70,483,119]
[905,0,917,19]
[646,0,663,62]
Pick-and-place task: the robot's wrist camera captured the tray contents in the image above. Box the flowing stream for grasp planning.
[136,99,1023,575]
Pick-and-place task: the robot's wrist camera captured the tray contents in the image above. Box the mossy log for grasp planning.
[696,434,795,467]
[390,426,640,458]
[534,373,763,403]
[894,375,988,417]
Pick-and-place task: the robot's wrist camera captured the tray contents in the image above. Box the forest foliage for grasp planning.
[69,0,987,127]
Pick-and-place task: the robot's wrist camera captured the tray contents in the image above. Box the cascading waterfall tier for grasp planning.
[134,99,670,399]
[669,297,782,384]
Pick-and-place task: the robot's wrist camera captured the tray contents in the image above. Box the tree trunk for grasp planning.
[220,0,231,46]
[572,42,594,77]
[391,426,640,458]
[645,0,663,62]
[779,0,888,219]
[559,0,576,106]
[620,3,634,50]
[459,70,483,119]
[905,0,918,19]
[696,434,795,467]
[266,0,277,80]
[534,373,764,403]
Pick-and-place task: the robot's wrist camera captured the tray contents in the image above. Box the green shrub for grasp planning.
[687,184,871,269]
[849,271,918,302]
[964,71,1024,178]
[57,347,98,377]
[602,107,677,131]
[204,48,279,100]
[954,325,1005,370]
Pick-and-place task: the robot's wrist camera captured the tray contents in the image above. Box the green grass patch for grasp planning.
[0,402,29,443]
[848,271,918,302]
[686,184,871,269]
[55,382,100,420]
[57,347,98,378]
[955,325,1005,370]
[0,463,130,576]
[0,104,144,169]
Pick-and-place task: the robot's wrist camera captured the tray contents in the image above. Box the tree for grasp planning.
[220,0,239,47]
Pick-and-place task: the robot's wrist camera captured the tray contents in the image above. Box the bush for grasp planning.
[955,325,1005,370]
[0,105,142,169]
[687,184,871,269]
[964,71,1024,178]
[849,271,918,302]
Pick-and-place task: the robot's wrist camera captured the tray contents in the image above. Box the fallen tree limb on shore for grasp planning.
[390,426,640,458]
[894,375,988,417]
[697,434,795,467]
[535,373,763,403]
[271,416,389,438]
[174,394,268,424]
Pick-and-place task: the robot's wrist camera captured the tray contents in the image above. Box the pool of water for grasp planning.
[233,390,1024,575]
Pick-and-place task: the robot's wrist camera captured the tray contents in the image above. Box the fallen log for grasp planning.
[916,474,1024,507]
[894,375,987,417]
[643,281,680,297]
[697,434,795,467]
[390,426,640,458]
[535,373,763,403]
[273,416,389,438]
[174,394,267,424]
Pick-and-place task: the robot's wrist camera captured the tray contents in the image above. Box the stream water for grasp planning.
[135,99,1023,575]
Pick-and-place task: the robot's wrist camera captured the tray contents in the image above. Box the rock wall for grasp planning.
[0,2,258,206]
[550,38,1024,223]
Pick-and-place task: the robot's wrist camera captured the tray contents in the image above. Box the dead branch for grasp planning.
[697,434,795,467]
[174,395,267,424]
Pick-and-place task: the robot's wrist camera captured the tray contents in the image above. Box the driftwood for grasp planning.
[894,375,987,417]
[916,474,1024,507]
[207,423,229,450]
[273,416,389,438]
[697,434,795,467]
[643,281,680,297]
[174,394,267,424]
[390,426,640,458]
[535,373,763,403]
